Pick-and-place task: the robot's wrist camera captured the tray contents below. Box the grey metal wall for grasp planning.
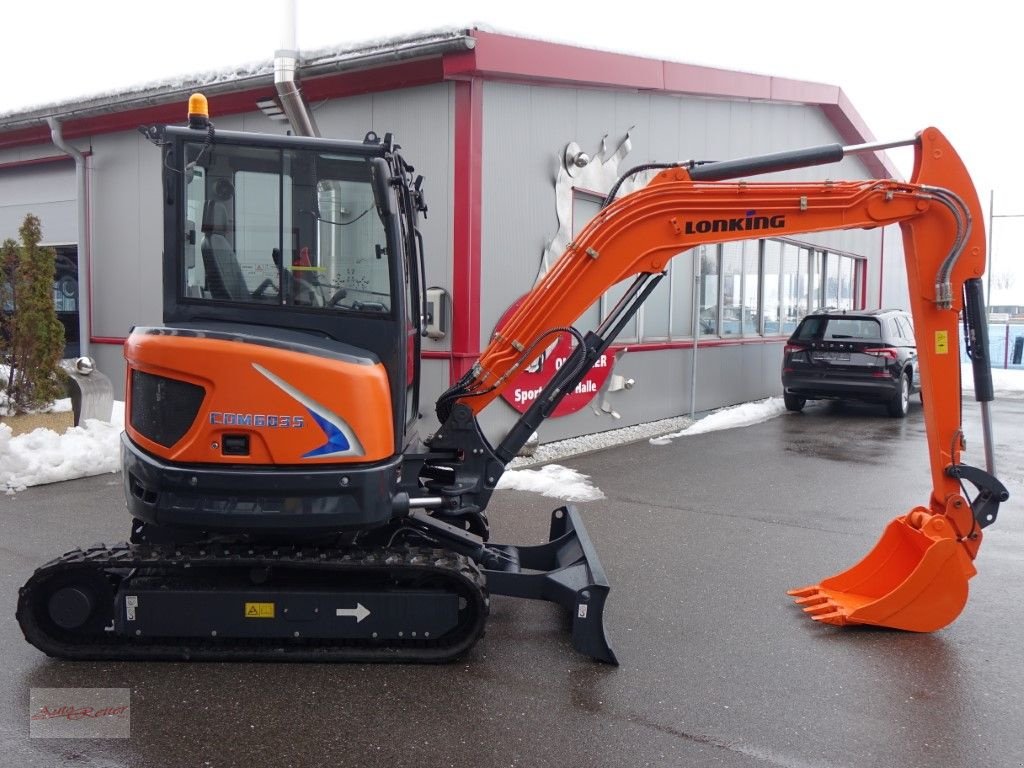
[477,81,893,443]
[0,161,77,244]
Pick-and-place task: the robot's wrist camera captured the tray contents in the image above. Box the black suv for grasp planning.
[781,309,920,418]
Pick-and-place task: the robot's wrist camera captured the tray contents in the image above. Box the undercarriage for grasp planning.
[18,507,616,664]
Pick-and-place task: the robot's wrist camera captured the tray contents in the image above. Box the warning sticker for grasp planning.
[244,602,275,619]
[935,330,949,354]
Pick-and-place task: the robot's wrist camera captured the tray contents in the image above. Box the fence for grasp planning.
[959,321,1024,369]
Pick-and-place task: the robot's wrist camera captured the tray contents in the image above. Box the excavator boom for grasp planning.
[434,127,1007,635]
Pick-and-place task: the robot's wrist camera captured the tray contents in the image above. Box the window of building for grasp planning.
[825,252,840,308]
[781,242,807,334]
[698,245,719,335]
[808,248,823,311]
[669,248,695,338]
[721,242,742,336]
[642,266,672,340]
[838,256,855,310]
[742,240,760,335]
[762,240,782,335]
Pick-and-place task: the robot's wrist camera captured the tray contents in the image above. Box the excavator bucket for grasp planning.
[788,513,977,632]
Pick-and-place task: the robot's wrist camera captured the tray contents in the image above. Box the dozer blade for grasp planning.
[484,505,618,665]
[788,513,977,632]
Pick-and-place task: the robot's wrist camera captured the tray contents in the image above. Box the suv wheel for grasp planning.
[887,373,911,418]
[784,393,806,412]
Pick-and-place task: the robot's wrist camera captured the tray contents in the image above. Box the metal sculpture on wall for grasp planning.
[540,128,645,278]
[495,129,648,419]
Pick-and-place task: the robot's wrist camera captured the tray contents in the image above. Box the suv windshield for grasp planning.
[182,141,391,313]
[795,316,882,341]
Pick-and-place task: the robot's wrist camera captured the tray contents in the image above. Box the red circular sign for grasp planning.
[494,297,617,417]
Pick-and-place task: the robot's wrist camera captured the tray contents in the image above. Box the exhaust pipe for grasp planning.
[274,0,319,137]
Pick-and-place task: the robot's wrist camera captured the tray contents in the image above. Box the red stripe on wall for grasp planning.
[662,61,771,100]
[450,78,483,383]
[302,60,445,102]
[458,30,663,90]
[0,153,86,171]
[622,338,787,353]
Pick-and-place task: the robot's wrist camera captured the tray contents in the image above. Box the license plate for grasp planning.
[812,351,850,361]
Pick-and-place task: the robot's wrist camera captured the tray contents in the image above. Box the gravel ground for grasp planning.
[509,414,695,467]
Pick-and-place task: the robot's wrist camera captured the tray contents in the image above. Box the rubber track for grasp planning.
[17,542,488,663]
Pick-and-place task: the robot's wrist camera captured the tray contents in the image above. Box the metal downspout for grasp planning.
[274,0,319,137]
[46,117,90,359]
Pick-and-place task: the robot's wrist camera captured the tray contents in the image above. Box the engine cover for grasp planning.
[124,325,394,465]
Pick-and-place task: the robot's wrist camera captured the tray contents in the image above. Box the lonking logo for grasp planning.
[685,211,786,235]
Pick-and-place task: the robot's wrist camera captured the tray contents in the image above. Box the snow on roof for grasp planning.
[1,21,828,129]
[0,26,479,126]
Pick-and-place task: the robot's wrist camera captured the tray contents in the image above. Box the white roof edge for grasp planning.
[0,27,478,127]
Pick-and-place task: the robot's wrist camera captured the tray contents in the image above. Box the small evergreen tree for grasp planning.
[0,238,15,413]
[1,214,65,413]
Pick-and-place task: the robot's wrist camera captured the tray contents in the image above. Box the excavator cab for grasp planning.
[121,124,424,536]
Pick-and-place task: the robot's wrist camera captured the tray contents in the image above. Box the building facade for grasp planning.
[0,28,911,442]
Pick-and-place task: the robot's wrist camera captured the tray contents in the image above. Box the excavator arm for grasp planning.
[423,127,1007,642]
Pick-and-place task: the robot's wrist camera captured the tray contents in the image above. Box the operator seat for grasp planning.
[200,200,249,301]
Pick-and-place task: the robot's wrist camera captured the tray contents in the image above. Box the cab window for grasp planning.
[181,142,392,314]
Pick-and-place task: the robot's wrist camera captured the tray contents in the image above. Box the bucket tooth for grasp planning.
[803,602,838,616]
[810,610,848,625]
[786,586,818,598]
[793,593,829,606]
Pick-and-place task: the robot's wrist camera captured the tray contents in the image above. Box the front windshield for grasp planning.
[182,141,392,313]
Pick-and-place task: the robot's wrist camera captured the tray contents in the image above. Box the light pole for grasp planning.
[987,189,1024,311]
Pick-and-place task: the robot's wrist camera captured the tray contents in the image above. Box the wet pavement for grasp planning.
[2,395,1023,768]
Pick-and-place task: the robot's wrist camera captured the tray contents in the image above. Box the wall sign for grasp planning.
[495,297,617,417]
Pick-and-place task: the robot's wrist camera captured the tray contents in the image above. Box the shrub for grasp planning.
[0,214,66,414]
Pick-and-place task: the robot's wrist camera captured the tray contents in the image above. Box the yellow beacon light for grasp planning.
[187,93,210,128]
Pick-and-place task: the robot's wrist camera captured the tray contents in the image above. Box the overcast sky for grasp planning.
[5,0,1023,300]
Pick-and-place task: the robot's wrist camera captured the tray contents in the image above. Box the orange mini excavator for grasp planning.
[17,95,1008,663]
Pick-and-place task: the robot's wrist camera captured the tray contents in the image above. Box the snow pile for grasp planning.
[649,397,788,445]
[962,364,1024,398]
[1,402,125,494]
[496,464,605,502]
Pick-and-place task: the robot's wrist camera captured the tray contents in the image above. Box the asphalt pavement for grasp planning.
[2,395,1023,768]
